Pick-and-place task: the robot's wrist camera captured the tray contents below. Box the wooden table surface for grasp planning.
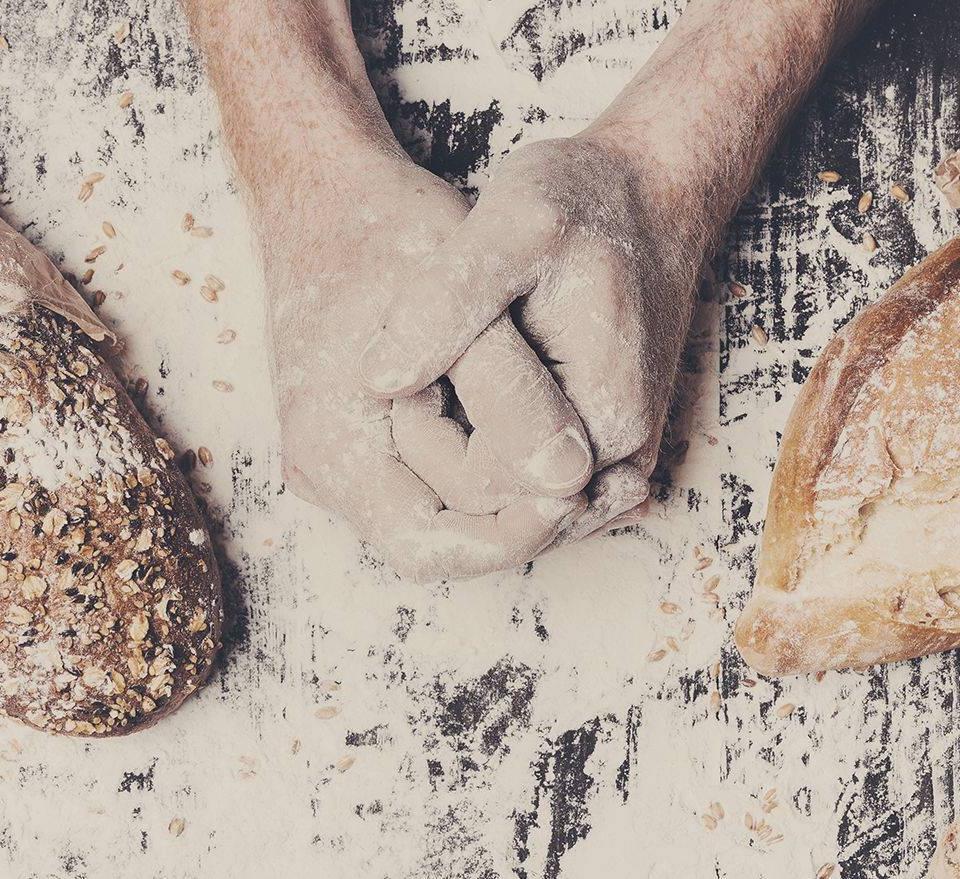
[0,0,958,876]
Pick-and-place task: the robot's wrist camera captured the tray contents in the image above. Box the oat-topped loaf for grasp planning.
[0,218,221,735]
[735,238,960,676]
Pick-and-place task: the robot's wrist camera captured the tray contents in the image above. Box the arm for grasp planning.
[181,0,592,579]
[584,0,879,256]
[181,0,400,221]
[359,0,883,538]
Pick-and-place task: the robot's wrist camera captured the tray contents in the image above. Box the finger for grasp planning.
[421,493,587,581]
[358,195,558,397]
[447,314,593,496]
[602,501,648,534]
[291,447,585,582]
[391,382,520,515]
[551,461,649,547]
[513,237,687,470]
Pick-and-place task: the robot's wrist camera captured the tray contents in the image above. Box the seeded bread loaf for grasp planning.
[0,218,222,735]
[735,237,960,676]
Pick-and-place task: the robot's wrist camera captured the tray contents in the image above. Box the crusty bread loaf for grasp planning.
[0,218,222,735]
[931,823,960,878]
[735,237,960,676]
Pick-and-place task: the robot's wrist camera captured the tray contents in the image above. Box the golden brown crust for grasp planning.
[0,305,222,736]
[735,237,960,676]
[931,823,960,879]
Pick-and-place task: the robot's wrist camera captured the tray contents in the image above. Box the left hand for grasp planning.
[359,135,704,538]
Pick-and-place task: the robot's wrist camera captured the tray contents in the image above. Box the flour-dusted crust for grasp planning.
[735,237,960,676]
[931,824,960,878]
[0,220,222,735]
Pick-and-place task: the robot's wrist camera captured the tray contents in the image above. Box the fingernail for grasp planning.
[527,427,592,493]
[359,331,417,395]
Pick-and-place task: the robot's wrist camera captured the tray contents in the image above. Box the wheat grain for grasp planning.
[890,183,911,203]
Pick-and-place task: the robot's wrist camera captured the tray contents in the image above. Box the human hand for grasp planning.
[358,136,703,538]
[266,150,593,580]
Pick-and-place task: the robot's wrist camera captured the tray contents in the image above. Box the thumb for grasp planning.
[358,195,557,397]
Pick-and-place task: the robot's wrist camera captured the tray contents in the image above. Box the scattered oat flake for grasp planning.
[659,601,680,614]
[704,574,720,593]
[701,814,717,830]
[291,738,301,755]
[817,170,842,183]
[80,268,95,285]
[168,817,185,837]
[119,90,134,108]
[113,20,130,44]
[890,183,911,203]
[197,446,214,467]
[665,636,679,652]
[316,706,341,719]
[335,756,355,773]
[857,190,873,213]
[647,648,667,663]
[742,677,757,688]
[318,679,340,693]
[205,274,225,292]
[171,270,190,286]
[744,812,755,831]
[817,865,836,879]
[84,172,105,186]
[709,690,721,711]
[696,556,713,571]
[191,226,214,238]
[102,221,116,239]
[85,245,106,263]
[775,702,796,718]
[200,285,218,303]
[181,213,195,232]
[862,232,878,253]
[213,380,234,393]
[728,281,746,299]
[0,35,8,51]
[750,324,769,346]
[217,329,237,344]
[709,802,724,820]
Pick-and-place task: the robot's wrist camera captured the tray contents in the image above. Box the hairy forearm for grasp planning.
[182,0,400,216]
[585,0,882,250]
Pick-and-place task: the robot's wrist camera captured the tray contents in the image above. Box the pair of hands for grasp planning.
[271,135,696,581]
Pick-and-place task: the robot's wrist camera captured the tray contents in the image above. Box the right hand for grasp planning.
[264,151,591,581]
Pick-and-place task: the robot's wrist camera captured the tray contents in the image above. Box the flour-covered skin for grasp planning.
[183,0,589,580]
[360,0,882,535]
